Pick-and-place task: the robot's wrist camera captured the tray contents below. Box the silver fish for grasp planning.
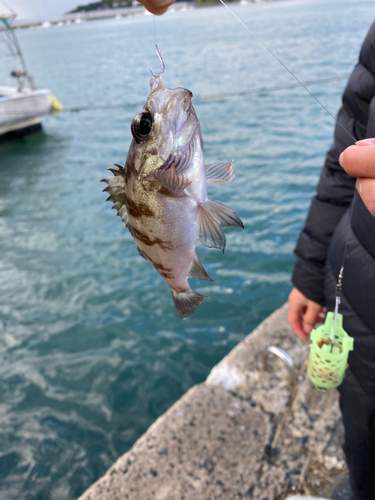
[102,49,243,319]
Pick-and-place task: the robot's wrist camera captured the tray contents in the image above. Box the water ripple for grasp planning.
[0,1,372,498]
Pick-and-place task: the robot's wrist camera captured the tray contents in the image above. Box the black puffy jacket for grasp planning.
[292,21,375,433]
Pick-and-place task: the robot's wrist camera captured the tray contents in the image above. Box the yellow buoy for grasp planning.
[50,94,63,113]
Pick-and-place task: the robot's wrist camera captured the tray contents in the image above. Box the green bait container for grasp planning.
[307,312,354,391]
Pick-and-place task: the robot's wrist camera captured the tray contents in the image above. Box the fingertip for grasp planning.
[287,312,299,332]
[143,0,175,14]
[151,6,169,14]
[289,315,308,341]
[356,177,375,216]
[355,138,375,146]
[303,323,313,335]
[296,329,308,342]
[339,146,356,177]
[339,151,344,168]
[139,0,169,15]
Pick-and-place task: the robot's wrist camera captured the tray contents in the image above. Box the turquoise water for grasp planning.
[0,0,374,498]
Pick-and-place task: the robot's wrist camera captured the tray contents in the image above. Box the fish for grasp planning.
[102,48,243,319]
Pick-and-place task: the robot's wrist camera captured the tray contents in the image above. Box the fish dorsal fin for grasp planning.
[153,164,191,193]
[101,165,131,230]
[206,199,244,229]
[197,203,226,252]
[188,255,213,281]
[205,161,235,183]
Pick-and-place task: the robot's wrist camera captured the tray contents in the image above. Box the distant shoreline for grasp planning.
[13,0,274,30]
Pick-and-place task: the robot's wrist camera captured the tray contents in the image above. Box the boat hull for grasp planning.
[0,88,51,138]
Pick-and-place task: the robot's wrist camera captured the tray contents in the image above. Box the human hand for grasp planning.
[138,0,175,15]
[288,287,325,341]
[339,138,375,216]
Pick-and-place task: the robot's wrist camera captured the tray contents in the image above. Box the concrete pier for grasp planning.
[78,304,347,500]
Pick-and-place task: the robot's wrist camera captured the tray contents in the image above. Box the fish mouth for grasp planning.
[145,85,201,171]
[173,91,196,138]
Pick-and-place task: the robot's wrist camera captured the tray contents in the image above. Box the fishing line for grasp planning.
[153,15,157,47]
[218,0,357,144]
[329,190,357,351]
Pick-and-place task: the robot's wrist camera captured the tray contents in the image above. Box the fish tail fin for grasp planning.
[171,290,209,319]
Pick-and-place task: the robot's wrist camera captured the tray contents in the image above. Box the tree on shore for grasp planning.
[68,0,132,14]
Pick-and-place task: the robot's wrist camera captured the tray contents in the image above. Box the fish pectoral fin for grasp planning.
[205,161,234,183]
[207,199,244,229]
[197,203,226,252]
[188,255,213,281]
[153,164,191,193]
[101,164,132,231]
[172,289,209,319]
[137,246,149,261]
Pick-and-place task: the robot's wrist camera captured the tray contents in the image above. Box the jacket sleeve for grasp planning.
[291,21,375,305]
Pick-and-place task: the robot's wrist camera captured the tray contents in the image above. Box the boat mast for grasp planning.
[0,1,34,90]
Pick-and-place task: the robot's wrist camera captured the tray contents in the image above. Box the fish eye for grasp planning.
[131,112,153,142]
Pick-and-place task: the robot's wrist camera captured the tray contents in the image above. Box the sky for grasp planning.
[1,0,85,21]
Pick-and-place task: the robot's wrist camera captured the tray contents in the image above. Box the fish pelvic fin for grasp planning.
[188,255,213,281]
[172,289,209,319]
[205,161,235,183]
[101,164,132,232]
[197,203,226,252]
[206,199,244,229]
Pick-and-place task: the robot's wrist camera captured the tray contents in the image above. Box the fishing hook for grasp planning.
[150,44,165,79]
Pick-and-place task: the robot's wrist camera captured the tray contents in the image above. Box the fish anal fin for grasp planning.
[197,203,226,252]
[205,161,234,183]
[188,255,213,281]
[207,199,244,229]
[154,164,191,193]
[172,289,209,319]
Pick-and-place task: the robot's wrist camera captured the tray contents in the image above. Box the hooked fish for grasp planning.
[102,48,243,319]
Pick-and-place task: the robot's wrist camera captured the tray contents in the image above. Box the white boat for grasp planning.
[0,85,55,137]
[0,6,62,140]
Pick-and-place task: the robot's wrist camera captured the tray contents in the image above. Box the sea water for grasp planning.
[0,0,373,497]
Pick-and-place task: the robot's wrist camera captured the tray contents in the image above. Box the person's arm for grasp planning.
[339,139,375,217]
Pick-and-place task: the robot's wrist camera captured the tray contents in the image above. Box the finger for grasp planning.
[288,306,308,341]
[317,311,326,323]
[317,307,326,322]
[339,141,375,178]
[140,0,174,14]
[356,177,375,216]
[357,138,375,145]
[303,302,323,334]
